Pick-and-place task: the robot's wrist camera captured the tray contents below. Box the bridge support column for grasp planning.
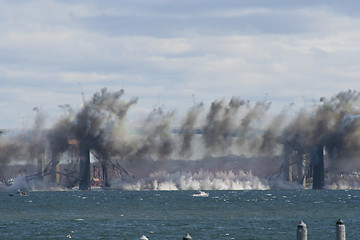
[51,150,60,184]
[311,145,324,189]
[37,145,45,178]
[79,146,90,190]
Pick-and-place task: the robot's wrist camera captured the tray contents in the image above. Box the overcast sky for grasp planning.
[1,0,360,129]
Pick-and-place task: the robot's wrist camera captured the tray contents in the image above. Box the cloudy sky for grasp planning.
[1,0,360,129]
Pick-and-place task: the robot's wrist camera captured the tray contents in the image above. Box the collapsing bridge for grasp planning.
[282,144,324,189]
[3,89,360,190]
[24,137,130,190]
[26,133,327,190]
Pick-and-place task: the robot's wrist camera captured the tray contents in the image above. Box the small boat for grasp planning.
[192,190,209,197]
[9,190,29,196]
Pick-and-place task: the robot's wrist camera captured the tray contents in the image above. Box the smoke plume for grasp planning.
[2,89,360,189]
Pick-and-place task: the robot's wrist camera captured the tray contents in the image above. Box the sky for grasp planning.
[1,0,360,129]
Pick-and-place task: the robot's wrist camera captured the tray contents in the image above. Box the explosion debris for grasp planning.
[1,89,360,190]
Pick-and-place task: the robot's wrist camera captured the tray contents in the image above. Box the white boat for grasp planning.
[192,190,209,197]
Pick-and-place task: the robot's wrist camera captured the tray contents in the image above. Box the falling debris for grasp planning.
[1,89,360,190]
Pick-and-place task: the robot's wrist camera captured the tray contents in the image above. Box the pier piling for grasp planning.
[138,220,347,239]
[297,221,307,240]
[336,219,345,240]
[183,233,192,240]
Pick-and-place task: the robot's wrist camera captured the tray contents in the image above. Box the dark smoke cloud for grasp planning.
[202,97,246,155]
[3,88,360,186]
[0,107,46,178]
[135,107,175,160]
[256,105,292,155]
[28,107,46,162]
[234,100,271,153]
[281,90,360,171]
[0,140,25,167]
[178,102,203,158]
[47,88,138,164]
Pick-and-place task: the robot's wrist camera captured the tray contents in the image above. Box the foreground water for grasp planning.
[0,190,359,239]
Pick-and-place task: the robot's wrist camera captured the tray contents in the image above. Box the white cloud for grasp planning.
[0,0,360,128]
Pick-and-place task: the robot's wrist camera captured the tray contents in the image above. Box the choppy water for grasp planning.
[1,190,359,239]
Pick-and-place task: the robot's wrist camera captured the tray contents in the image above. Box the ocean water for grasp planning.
[0,190,359,239]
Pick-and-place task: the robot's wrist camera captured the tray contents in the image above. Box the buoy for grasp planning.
[336,219,345,240]
[139,235,149,240]
[297,221,307,240]
[183,233,192,240]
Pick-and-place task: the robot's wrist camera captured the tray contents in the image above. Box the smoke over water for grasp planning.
[2,89,360,190]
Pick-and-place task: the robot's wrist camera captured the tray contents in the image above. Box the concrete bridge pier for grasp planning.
[311,145,324,189]
[79,146,90,190]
